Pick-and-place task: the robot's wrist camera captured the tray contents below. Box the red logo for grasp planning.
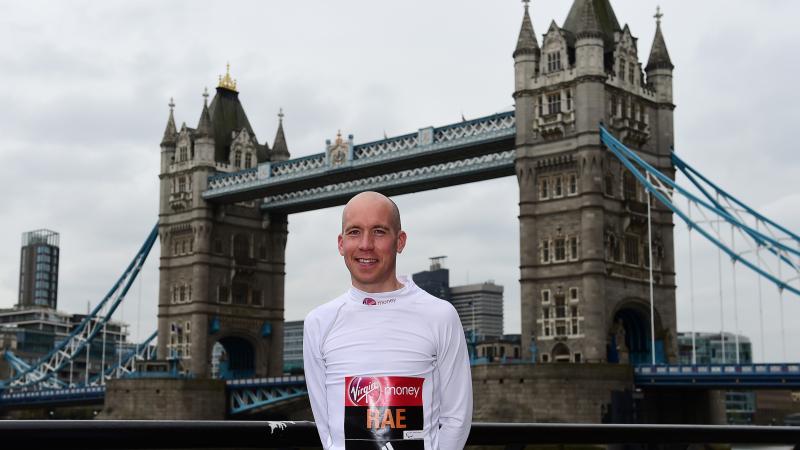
[347,376,383,406]
[362,297,377,306]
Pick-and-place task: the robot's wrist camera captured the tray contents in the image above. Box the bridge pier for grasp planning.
[98,378,226,420]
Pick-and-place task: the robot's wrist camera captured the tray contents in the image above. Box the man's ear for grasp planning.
[396,230,407,254]
[338,234,345,256]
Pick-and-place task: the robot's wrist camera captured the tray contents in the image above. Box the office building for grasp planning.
[18,229,60,309]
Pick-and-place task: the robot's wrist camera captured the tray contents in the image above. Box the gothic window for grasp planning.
[233,234,250,263]
[574,352,582,362]
[547,52,562,72]
[628,64,635,84]
[181,240,187,254]
[179,285,186,302]
[555,298,566,319]
[173,241,179,256]
[234,151,242,168]
[541,289,551,304]
[232,282,248,305]
[537,95,544,116]
[541,239,551,263]
[554,238,566,261]
[543,308,550,320]
[568,236,578,260]
[179,146,188,162]
[547,93,561,115]
[178,177,186,193]
[244,153,252,169]
[569,287,579,302]
[554,176,563,197]
[623,172,637,201]
[625,235,640,265]
[605,173,615,196]
[566,90,573,110]
[619,60,626,81]
[539,177,549,200]
[568,173,578,195]
[218,285,230,304]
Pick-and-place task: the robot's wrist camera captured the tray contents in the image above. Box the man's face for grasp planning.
[338,196,406,293]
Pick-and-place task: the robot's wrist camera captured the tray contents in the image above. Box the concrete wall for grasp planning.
[99,378,226,420]
[471,363,633,423]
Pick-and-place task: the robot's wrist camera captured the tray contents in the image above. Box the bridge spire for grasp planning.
[271,108,290,162]
[514,0,539,58]
[160,97,178,147]
[646,5,673,71]
[196,88,214,139]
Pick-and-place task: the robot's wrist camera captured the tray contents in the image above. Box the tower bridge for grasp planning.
[2,0,799,424]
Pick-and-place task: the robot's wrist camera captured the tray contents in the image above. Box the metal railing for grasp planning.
[0,421,797,448]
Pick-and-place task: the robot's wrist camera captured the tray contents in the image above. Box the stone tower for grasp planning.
[515,0,677,364]
[157,67,289,378]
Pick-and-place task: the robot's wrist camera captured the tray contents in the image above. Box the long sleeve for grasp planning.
[435,306,473,450]
[303,314,332,450]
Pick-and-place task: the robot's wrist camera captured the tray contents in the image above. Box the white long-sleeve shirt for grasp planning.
[303,276,472,450]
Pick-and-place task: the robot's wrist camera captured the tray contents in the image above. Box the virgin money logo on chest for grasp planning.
[347,376,383,406]
[362,297,396,306]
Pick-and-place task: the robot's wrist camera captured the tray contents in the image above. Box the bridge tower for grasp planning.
[157,67,288,378]
[515,0,677,364]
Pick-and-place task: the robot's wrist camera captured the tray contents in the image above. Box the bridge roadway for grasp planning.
[6,364,800,414]
[203,111,515,212]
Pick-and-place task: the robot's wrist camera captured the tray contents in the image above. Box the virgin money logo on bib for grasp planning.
[362,298,377,306]
[344,376,424,450]
[347,376,383,406]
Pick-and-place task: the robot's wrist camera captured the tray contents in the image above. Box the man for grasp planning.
[304,191,472,450]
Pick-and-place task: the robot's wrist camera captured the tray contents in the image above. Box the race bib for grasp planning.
[344,376,424,450]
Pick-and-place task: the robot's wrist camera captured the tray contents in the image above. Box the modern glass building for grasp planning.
[283,320,304,373]
[18,229,60,309]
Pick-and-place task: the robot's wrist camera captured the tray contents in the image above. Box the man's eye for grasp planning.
[373,229,386,236]
[347,230,360,236]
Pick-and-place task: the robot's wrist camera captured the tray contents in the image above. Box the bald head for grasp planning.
[341,191,401,233]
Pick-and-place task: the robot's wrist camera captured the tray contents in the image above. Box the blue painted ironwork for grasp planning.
[204,111,515,200]
[1,224,159,390]
[226,375,308,415]
[261,150,515,211]
[87,331,158,386]
[600,127,800,296]
[0,385,105,407]
[635,363,800,388]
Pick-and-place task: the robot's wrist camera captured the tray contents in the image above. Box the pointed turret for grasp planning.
[645,7,673,71]
[513,2,539,58]
[645,7,674,105]
[161,98,178,147]
[574,0,603,40]
[563,0,620,49]
[196,88,214,139]
[271,108,291,162]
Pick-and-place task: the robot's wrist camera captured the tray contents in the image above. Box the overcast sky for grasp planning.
[1,1,798,363]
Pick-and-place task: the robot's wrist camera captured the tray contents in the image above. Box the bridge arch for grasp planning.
[551,342,571,363]
[607,300,666,365]
[210,335,256,379]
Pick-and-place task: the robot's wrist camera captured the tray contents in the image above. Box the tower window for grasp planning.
[568,173,578,195]
[566,90,573,111]
[541,239,551,263]
[569,236,578,260]
[245,154,252,169]
[541,289,551,304]
[234,151,242,168]
[628,64,635,85]
[537,95,544,117]
[547,93,562,115]
[569,287,579,302]
[619,60,626,81]
[554,238,566,261]
[554,176,563,197]
[547,52,562,72]
[539,177,549,200]
[625,235,640,265]
[623,172,637,201]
